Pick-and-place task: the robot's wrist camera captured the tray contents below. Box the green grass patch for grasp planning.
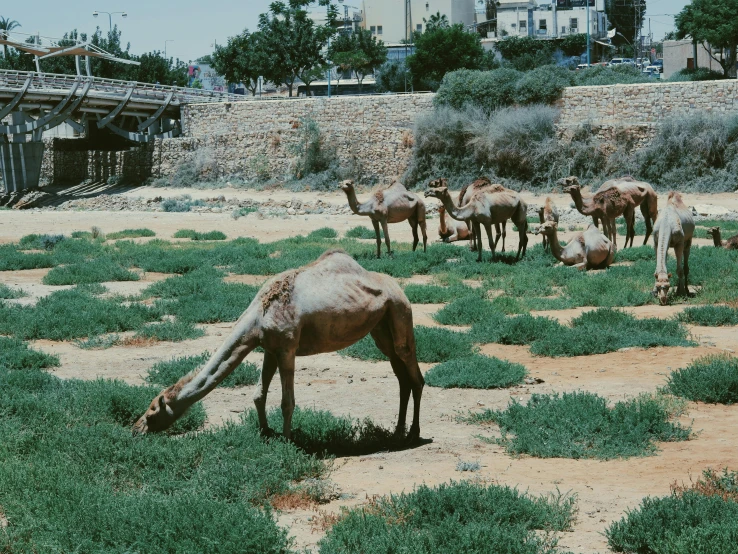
[0,244,54,271]
[678,305,738,326]
[425,355,527,389]
[340,326,476,363]
[345,226,382,239]
[106,228,156,240]
[146,353,260,388]
[665,354,738,404]
[470,392,690,460]
[42,258,140,285]
[173,229,227,241]
[18,233,66,250]
[433,295,501,326]
[0,283,24,299]
[404,283,475,304]
[132,320,205,342]
[318,480,576,554]
[471,313,559,346]
[307,227,338,239]
[0,337,59,370]
[0,366,325,553]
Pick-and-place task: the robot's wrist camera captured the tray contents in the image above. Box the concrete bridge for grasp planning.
[0,69,243,195]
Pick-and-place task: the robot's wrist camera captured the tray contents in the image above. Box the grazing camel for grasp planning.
[133,250,424,443]
[537,197,560,251]
[653,192,695,305]
[535,221,615,270]
[424,185,528,262]
[437,205,472,243]
[339,180,427,258]
[707,227,738,250]
[561,176,658,248]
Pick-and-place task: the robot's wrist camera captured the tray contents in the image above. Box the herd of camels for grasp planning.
[133,176,737,442]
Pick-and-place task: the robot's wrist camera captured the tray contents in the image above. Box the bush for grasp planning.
[434,295,500,326]
[42,258,140,285]
[678,305,738,326]
[403,283,473,304]
[132,320,205,342]
[435,68,522,114]
[472,392,690,459]
[345,225,381,239]
[106,228,156,240]
[425,355,527,389]
[147,353,260,388]
[291,116,337,180]
[318,481,575,554]
[495,36,555,71]
[0,283,24,299]
[161,195,206,212]
[0,245,54,270]
[375,60,411,93]
[18,233,66,250]
[173,229,228,241]
[0,337,59,370]
[307,227,338,240]
[665,354,738,404]
[572,64,649,86]
[471,313,558,346]
[514,65,573,105]
[668,67,726,82]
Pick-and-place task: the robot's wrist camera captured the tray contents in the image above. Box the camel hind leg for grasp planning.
[417,202,428,252]
[380,219,392,256]
[371,220,382,259]
[253,352,279,435]
[512,207,528,259]
[640,201,655,245]
[276,350,297,440]
[408,216,420,252]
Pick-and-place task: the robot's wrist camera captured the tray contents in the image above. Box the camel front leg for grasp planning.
[682,240,692,297]
[501,221,507,252]
[674,242,686,297]
[419,219,427,252]
[473,221,483,262]
[276,351,297,440]
[468,220,477,251]
[624,208,636,249]
[371,219,381,259]
[381,219,392,256]
[253,351,278,436]
[483,223,496,261]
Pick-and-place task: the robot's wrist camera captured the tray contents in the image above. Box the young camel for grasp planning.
[437,205,472,243]
[535,221,615,270]
[339,180,427,258]
[561,176,658,248]
[653,192,695,305]
[133,250,424,443]
[424,185,528,261]
[707,227,738,250]
[537,197,560,251]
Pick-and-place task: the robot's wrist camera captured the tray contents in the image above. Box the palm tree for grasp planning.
[0,17,21,60]
[423,12,449,32]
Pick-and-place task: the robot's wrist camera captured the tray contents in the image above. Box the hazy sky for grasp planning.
[5,0,690,64]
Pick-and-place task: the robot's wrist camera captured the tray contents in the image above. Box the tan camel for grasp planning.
[437,205,472,243]
[653,192,694,305]
[339,180,427,258]
[561,176,658,248]
[537,197,559,251]
[424,185,528,261]
[133,250,424,442]
[707,227,738,250]
[535,221,615,270]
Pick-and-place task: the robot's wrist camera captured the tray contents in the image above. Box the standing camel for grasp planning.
[653,192,694,305]
[424,185,528,262]
[133,250,424,443]
[562,176,658,248]
[537,197,559,251]
[437,205,472,243]
[339,180,427,258]
[535,222,615,270]
[707,227,738,250]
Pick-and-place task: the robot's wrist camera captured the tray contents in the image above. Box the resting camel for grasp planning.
[424,185,528,262]
[653,192,694,305]
[707,227,738,250]
[339,180,427,258]
[535,221,615,270]
[133,250,424,443]
[437,205,471,243]
[561,176,658,248]
[537,197,560,251]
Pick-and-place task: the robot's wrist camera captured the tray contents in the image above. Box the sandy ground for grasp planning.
[2,192,738,553]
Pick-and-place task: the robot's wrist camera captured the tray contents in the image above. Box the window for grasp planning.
[370,25,376,35]
[426,2,429,11]
[511,23,516,28]
[519,20,526,31]
[417,23,422,32]
[377,25,383,35]
[539,19,547,31]
[570,18,578,31]
[561,25,566,34]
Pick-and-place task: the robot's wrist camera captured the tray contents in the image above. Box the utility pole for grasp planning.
[586,0,590,65]
[404,0,412,93]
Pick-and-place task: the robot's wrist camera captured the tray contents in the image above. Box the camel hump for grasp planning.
[374,190,384,203]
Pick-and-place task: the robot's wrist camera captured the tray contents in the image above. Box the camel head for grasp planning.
[707,226,720,239]
[558,176,580,191]
[534,221,557,237]
[132,391,178,435]
[653,272,672,306]
[338,180,354,193]
[424,186,449,200]
[427,177,447,189]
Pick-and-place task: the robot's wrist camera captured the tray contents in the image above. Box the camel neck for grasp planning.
[439,193,468,221]
[570,190,594,216]
[655,222,673,276]
[343,188,362,214]
[547,230,565,262]
[439,210,448,235]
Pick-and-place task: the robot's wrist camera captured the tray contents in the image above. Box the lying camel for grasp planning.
[535,221,615,270]
[133,250,424,442]
[437,205,471,243]
[425,184,528,261]
[707,226,738,250]
[339,180,427,258]
[537,197,559,251]
[653,192,694,305]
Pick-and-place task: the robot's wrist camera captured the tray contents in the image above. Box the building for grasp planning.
[496,0,607,40]
[663,40,722,79]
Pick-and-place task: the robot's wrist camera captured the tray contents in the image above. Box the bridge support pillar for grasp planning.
[0,135,44,195]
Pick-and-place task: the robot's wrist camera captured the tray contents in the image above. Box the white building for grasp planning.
[496,0,607,40]
[360,0,476,43]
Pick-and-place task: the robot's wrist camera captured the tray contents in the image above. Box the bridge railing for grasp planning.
[0,69,245,105]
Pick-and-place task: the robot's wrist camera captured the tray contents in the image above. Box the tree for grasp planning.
[406,22,485,91]
[676,0,738,78]
[257,0,337,96]
[375,60,411,93]
[559,34,588,57]
[211,31,268,95]
[495,36,555,71]
[328,28,387,91]
[605,0,646,50]
[0,16,21,60]
[424,12,449,31]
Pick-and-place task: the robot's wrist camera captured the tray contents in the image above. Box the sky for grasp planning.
[5,0,690,64]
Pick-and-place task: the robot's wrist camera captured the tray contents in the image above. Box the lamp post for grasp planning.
[586,0,590,66]
[164,40,174,60]
[92,11,127,33]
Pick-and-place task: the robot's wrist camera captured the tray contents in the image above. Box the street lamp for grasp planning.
[92,11,127,33]
[164,40,174,60]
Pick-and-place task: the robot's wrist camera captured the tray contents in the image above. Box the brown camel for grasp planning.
[424,185,528,261]
[653,192,694,305]
[133,250,424,442]
[339,180,427,258]
[537,197,559,251]
[707,226,738,250]
[437,205,472,243]
[535,221,615,270]
[562,176,658,249]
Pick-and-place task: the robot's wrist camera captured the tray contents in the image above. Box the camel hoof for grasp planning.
[405,426,421,445]
[259,427,277,439]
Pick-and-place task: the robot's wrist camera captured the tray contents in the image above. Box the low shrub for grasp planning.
[0,245,54,270]
[403,283,473,304]
[434,295,500,326]
[173,229,227,241]
[105,228,156,240]
[0,337,59,370]
[307,227,338,240]
[573,64,649,86]
[425,355,527,389]
[514,65,573,105]
[668,67,726,82]
[147,353,260,388]
[471,313,558,346]
[18,233,66,250]
[42,258,140,285]
[471,392,690,459]
[677,305,738,326]
[434,68,523,114]
[318,481,575,553]
[161,195,206,212]
[340,326,475,363]
[132,320,205,342]
[672,468,738,502]
[345,226,382,239]
[0,283,24,299]
[665,354,738,404]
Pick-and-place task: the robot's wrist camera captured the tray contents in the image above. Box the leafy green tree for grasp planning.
[605,0,646,50]
[375,60,411,93]
[0,16,21,60]
[676,0,738,78]
[424,12,449,31]
[211,31,268,95]
[559,34,588,57]
[328,28,387,90]
[495,36,555,71]
[257,0,338,96]
[407,21,485,91]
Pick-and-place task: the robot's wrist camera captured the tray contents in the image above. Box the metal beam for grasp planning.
[0,75,33,120]
[0,78,85,135]
[105,121,181,143]
[40,80,93,132]
[97,85,134,129]
[137,91,174,131]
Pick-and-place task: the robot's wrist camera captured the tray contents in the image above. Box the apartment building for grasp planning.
[496,0,608,39]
